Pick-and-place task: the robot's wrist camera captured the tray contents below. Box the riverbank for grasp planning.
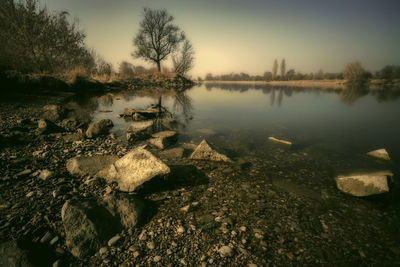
[203,79,400,90]
[1,86,399,266]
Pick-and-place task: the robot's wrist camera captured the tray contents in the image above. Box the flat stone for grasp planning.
[126,121,154,143]
[190,139,231,162]
[148,131,178,149]
[159,147,184,159]
[335,171,393,197]
[97,147,170,192]
[366,149,390,161]
[66,155,118,176]
[268,136,292,146]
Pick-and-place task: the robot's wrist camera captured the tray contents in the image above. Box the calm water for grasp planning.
[89,83,400,164]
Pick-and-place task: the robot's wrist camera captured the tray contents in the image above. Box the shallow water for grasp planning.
[89,84,400,161]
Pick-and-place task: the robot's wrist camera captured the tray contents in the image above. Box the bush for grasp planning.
[343,62,370,83]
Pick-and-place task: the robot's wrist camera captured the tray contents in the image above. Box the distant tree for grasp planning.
[286,69,295,80]
[197,76,203,82]
[263,71,273,81]
[314,69,324,80]
[280,58,286,79]
[205,73,213,81]
[119,61,134,78]
[343,62,369,83]
[134,65,147,74]
[272,59,278,80]
[378,65,400,82]
[132,8,185,72]
[172,40,195,76]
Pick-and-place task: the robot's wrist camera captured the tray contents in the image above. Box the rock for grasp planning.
[49,236,59,246]
[99,247,108,255]
[97,147,170,192]
[366,149,391,161]
[61,118,80,132]
[148,131,178,149]
[153,256,161,262]
[17,169,32,176]
[218,246,233,257]
[38,169,53,180]
[190,139,231,162]
[66,155,118,176]
[335,171,394,197]
[102,192,144,228]
[124,107,158,118]
[133,113,147,121]
[42,105,65,122]
[146,241,155,250]
[37,119,63,134]
[61,199,121,258]
[40,231,53,243]
[62,133,85,143]
[268,136,292,146]
[159,147,184,159]
[126,121,154,143]
[177,226,185,234]
[107,235,120,246]
[86,119,113,138]
[0,241,32,267]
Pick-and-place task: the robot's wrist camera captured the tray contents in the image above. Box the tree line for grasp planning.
[205,59,400,84]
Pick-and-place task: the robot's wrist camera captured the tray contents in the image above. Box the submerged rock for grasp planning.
[268,136,292,146]
[61,199,121,258]
[97,147,170,192]
[66,155,118,176]
[86,119,113,138]
[149,131,178,149]
[159,147,184,159]
[335,171,393,197]
[366,149,391,161]
[126,121,154,143]
[190,139,231,162]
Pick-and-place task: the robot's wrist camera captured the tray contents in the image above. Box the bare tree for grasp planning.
[132,8,185,72]
[280,58,286,79]
[343,62,369,82]
[272,59,278,80]
[172,40,195,76]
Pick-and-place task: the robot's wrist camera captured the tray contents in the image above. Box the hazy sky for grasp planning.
[42,0,400,77]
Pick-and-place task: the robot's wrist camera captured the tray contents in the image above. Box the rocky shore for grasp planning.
[1,89,400,267]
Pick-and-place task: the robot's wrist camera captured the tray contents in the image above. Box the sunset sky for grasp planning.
[42,0,400,77]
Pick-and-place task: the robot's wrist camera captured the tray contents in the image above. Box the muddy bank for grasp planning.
[0,91,399,266]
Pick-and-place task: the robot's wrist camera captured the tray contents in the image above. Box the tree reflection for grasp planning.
[339,85,369,105]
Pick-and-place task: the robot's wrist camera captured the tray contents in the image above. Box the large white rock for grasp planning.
[335,171,393,197]
[66,155,118,176]
[366,149,390,161]
[97,147,170,192]
[190,139,231,162]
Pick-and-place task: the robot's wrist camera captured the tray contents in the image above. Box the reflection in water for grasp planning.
[204,82,400,105]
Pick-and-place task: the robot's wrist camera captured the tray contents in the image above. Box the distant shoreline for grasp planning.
[203,79,399,90]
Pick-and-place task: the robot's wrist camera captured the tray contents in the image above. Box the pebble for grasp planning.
[218,246,233,257]
[133,251,140,258]
[99,247,108,255]
[177,226,185,234]
[147,241,155,250]
[248,264,257,267]
[26,191,34,198]
[39,169,53,180]
[153,256,161,262]
[40,232,53,243]
[108,235,120,246]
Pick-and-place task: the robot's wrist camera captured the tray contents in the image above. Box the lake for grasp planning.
[73,83,400,207]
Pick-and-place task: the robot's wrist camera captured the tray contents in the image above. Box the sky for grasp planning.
[42,0,400,77]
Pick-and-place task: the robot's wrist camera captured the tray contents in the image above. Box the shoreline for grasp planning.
[203,79,400,90]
